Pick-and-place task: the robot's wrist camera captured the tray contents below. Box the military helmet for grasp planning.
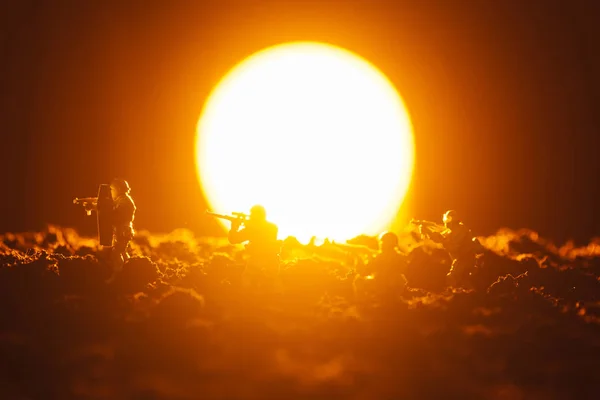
[379,231,399,248]
[443,210,458,225]
[110,178,131,194]
[250,204,266,220]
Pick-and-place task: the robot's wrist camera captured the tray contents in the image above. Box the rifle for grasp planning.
[411,218,446,230]
[410,219,448,240]
[73,197,98,216]
[206,210,250,225]
[330,241,378,255]
[73,184,114,246]
[410,219,439,227]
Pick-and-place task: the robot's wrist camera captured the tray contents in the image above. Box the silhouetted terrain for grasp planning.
[1,226,600,399]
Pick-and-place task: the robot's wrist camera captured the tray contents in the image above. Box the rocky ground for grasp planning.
[1,226,600,400]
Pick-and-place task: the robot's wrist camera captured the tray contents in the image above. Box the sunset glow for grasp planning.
[196,42,414,241]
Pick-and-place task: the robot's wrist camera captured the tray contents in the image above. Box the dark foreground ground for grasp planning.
[1,226,600,400]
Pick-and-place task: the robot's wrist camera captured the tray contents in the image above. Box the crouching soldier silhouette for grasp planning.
[74,178,136,283]
[355,232,407,303]
[371,232,408,291]
[226,205,279,291]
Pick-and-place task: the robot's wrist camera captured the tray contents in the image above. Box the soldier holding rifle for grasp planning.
[207,205,279,290]
[411,210,483,287]
[73,178,136,283]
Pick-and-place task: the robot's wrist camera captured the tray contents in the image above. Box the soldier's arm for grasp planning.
[356,257,373,276]
[428,231,445,243]
[73,197,98,213]
[112,199,134,224]
[228,225,248,244]
[453,225,470,244]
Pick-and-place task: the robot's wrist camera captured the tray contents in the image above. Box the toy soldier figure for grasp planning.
[363,232,408,299]
[106,178,136,283]
[227,205,279,290]
[74,178,136,283]
[372,232,407,282]
[416,210,480,287]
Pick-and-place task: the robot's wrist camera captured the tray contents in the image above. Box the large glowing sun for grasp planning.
[196,42,414,242]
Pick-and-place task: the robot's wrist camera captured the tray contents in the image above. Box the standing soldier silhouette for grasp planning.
[106,178,136,283]
[74,178,136,283]
[228,205,279,291]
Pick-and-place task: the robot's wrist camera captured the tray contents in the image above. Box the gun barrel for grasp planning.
[232,211,249,218]
[411,219,438,227]
[73,197,98,205]
[206,210,248,223]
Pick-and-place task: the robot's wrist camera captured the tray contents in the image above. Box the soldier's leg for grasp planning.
[113,240,128,268]
[447,257,472,287]
[446,259,461,286]
[106,236,128,283]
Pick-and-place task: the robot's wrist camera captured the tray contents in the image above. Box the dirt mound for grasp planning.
[1,226,600,399]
